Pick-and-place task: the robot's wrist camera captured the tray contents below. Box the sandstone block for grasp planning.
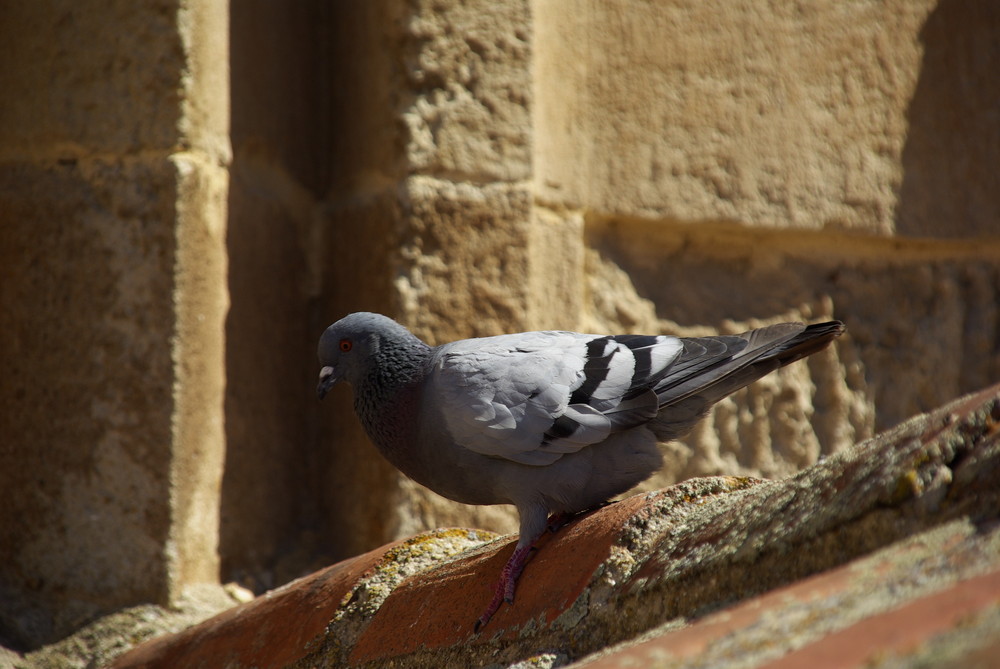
[0,152,228,647]
[0,3,186,158]
[535,1,999,239]
[0,159,178,646]
[403,0,532,181]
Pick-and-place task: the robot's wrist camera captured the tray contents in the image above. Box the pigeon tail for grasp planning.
[648,320,845,441]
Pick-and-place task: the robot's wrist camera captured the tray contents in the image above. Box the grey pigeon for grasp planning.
[317,312,845,629]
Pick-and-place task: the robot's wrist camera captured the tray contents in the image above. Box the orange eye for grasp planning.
[339,338,352,352]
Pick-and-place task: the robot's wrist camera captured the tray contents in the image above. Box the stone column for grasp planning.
[0,0,230,648]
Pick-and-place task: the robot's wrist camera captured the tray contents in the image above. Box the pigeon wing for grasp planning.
[431,331,683,466]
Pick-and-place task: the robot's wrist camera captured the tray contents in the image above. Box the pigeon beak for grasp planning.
[317,366,338,400]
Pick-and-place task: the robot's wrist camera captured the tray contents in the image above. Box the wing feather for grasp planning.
[426,321,841,465]
[431,330,683,466]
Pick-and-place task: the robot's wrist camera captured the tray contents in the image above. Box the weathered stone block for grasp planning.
[0,151,228,649]
[0,159,178,646]
[402,0,532,181]
[532,0,1000,240]
[0,3,186,158]
[395,175,536,340]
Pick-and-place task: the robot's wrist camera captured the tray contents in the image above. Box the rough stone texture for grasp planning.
[396,177,536,339]
[15,584,247,669]
[0,0,229,651]
[105,530,492,669]
[402,0,532,181]
[0,3,185,159]
[104,384,1000,668]
[535,1,999,238]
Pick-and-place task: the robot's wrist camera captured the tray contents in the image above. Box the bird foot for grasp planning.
[474,581,505,633]
[474,543,536,632]
[474,505,615,631]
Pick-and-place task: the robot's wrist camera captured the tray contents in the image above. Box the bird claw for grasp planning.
[475,543,537,632]
[475,581,506,632]
[476,509,616,630]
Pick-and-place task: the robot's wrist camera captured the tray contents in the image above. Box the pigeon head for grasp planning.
[316,312,427,399]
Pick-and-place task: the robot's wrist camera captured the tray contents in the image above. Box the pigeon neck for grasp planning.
[353,337,431,451]
[368,341,429,391]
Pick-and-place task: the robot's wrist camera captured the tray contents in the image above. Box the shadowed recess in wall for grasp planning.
[897,0,1000,238]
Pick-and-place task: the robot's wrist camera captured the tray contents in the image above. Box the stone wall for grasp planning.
[1,0,998,655]
[0,0,231,649]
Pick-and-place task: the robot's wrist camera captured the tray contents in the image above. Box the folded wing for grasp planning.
[431,321,844,466]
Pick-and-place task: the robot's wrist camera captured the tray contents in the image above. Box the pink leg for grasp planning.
[475,511,578,631]
[475,543,535,632]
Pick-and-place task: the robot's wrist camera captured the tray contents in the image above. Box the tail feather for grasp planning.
[757,320,845,366]
[649,320,844,441]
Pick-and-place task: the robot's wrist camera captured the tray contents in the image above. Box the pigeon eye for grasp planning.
[339,338,352,352]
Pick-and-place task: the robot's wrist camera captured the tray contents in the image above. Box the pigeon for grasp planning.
[317,312,845,630]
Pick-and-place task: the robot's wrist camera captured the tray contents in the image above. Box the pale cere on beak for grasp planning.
[316,366,336,399]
